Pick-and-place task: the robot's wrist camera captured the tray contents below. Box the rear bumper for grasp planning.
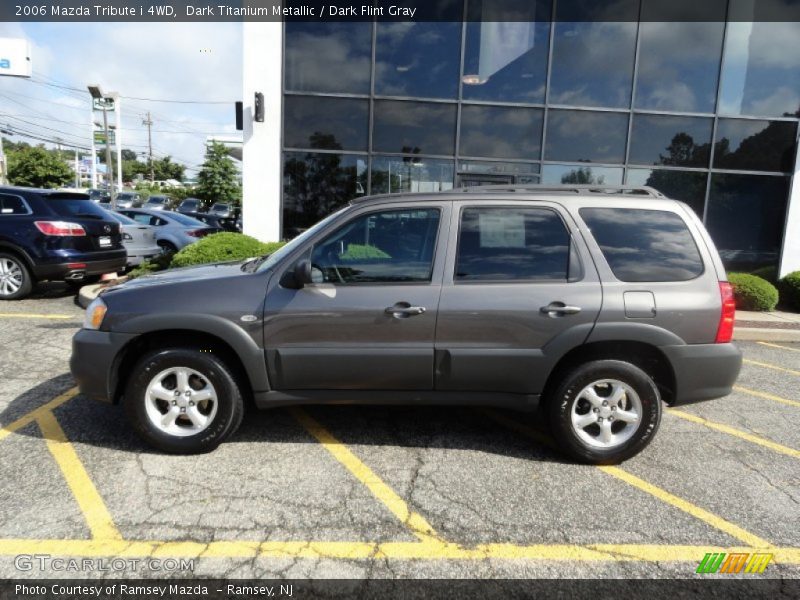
[70,329,137,403]
[125,246,160,266]
[661,343,742,405]
[33,252,127,280]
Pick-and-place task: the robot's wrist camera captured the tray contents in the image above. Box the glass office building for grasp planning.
[270,0,800,272]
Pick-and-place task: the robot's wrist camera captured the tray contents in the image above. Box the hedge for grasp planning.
[780,271,800,311]
[170,233,284,268]
[749,265,778,285]
[727,272,779,312]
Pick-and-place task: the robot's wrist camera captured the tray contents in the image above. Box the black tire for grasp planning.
[158,240,177,255]
[547,360,661,465]
[123,348,245,454]
[0,252,33,300]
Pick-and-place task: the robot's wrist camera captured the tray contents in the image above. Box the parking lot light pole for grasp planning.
[88,85,116,207]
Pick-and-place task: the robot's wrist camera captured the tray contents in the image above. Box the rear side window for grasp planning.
[46,195,109,219]
[580,208,703,282]
[456,207,570,281]
[0,194,30,215]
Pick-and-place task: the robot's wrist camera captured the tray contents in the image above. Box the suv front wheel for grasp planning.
[548,360,662,465]
[124,348,244,454]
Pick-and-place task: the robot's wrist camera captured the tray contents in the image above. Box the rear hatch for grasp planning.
[41,193,123,252]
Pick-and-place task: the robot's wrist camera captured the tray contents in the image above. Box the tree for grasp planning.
[561,167,605,185]
[195,142,240,207]
[7,145,73,188]
[120,149,138,161]
[151,156,184,181]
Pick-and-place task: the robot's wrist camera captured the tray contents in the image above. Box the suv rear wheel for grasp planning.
[0,253,33,300]
[124,348,244,454]
[548,360,661,465]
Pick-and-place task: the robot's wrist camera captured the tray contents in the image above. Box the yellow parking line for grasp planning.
[481,409,771,548]
[0,387,79,443]
[757,341,800,353]
[289,407,441,544]
[668,409,800,459]
[36,410,122,541]
[0,312,74,320]
[743,358,800,377]
[0,538,795,563]
[734,385,800,408]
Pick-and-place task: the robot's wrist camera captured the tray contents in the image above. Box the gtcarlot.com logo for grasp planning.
[696,552,772,574]
[15,554,194,573]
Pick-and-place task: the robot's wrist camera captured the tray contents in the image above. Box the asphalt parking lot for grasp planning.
[0,289,798,580]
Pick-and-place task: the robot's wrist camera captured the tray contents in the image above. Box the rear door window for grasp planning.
[0,194,30,215]
[579,208,703,282]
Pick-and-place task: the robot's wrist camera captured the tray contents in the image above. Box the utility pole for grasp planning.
[143,111,154,182]
[0,132,6,185]
[74,149,79,188]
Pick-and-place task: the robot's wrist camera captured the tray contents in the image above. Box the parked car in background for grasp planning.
[87,189,111,204]
[181,211,241,233]
[101,210,160,267]
[0,186,126,299]
[176,197,204,214]
[113,192,143,209]
[208,203,239,218]
[143,195,177,211]
[116,208,220,254]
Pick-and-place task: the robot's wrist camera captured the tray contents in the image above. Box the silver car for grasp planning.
[102,210,160,267]
[116,208,220,254]
[112,192,143,209]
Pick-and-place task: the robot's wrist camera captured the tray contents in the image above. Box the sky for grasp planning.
[0,22,242,176]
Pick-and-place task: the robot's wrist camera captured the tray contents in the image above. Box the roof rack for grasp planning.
[459,184,665,198]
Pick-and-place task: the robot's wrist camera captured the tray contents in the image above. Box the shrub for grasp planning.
[749,265,778,284]
[170,233,284,269]
[728,272,779,312]
[127,252,173,279]
[779,271,800,311]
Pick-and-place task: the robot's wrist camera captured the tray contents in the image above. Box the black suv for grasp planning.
[0,186,126,299]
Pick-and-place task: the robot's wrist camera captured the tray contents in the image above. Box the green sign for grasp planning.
[93,130,115,145]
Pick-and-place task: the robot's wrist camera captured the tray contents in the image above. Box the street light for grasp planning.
[88,84,115,204]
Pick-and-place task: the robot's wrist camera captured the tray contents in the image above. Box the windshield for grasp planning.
[146,197,165,204]
[166,212,208,227]
[256,207,349,273]
[211,204,228,211]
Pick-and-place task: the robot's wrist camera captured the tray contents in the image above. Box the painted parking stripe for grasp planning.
[36,410,122,541]
[743,358,800,377]
[0,312,75,320]
[668,409,800,459]
[289,407,442,544]
[0,387,79,443]
[734,385,800,408]
[757,341,800,354]
[480,409,772,548]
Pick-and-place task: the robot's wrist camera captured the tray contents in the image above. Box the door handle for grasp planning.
[385,302,426,318]
[540,302,582,317]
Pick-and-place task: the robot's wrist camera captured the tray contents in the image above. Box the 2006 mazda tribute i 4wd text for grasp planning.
[70,185,742,464]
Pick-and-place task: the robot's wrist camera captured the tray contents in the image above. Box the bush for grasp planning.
[728,272,779,312]
[779,271,800,311]
[170,233,284,269]
[749,265,778,284]
[127,252,173,279]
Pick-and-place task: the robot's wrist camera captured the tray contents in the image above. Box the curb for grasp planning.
[733,327,800,342]
[77,283,107,309]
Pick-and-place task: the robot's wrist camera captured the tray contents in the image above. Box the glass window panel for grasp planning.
[635,0,727,113]
[626,168,707,218]
[456,207,570,281]
[373,100,457,156]
[285,22,372,94]
[719,16,800,118]
[283,96,369,152]
[549,0,638,108]
[541,164,623,185]
[629,114,713,168]
[459,105,543,160]
[462,0,551,103]
[545,110,628,163]
[371,156,454,195]
[706,174,790,271]
[375,13,462,99]
[283,152,367,238]
[459,160,540,175]
[713,119,797,172]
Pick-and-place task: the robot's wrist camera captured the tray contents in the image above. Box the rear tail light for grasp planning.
[34,221,86,236]
[715,281,736,343]
[186,229,211,238]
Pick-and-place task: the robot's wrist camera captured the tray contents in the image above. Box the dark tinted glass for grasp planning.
[580,208,704,281]
[713,119,797,172]
[310,209,440,284]
[719,19,800,118]
[283,152,367,237]
[462,0,551,103]
[545,110,628,163]
[371,156,454,194]
[456,208,570,281]
[550,0,638,108]
[373,100,457,156]
[626,168,708,217]
[285,22,372,94]
[706,174,790,270]
[635,1,726,113]
[459,106,543,160]
[47,196,109,219]
[0,194,28,215]
[167,213,207,227]
[284,96,369,151]
[629,115,713,167]
[375,15,461,99]
[541,164,623,185]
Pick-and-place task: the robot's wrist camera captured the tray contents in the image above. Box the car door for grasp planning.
[263,202,450,390]
[435,200,602,395]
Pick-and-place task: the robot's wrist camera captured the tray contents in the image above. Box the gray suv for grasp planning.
[71,185,742,463]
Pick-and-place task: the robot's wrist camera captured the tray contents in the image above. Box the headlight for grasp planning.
[83,297,108,330]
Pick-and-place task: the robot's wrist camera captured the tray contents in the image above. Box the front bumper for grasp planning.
[70,329,137,403]
[661,343,743,405]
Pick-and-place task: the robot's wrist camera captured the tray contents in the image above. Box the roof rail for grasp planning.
[459,184,665,198]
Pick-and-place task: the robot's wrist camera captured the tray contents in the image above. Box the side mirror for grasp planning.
[294,259,313,287]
